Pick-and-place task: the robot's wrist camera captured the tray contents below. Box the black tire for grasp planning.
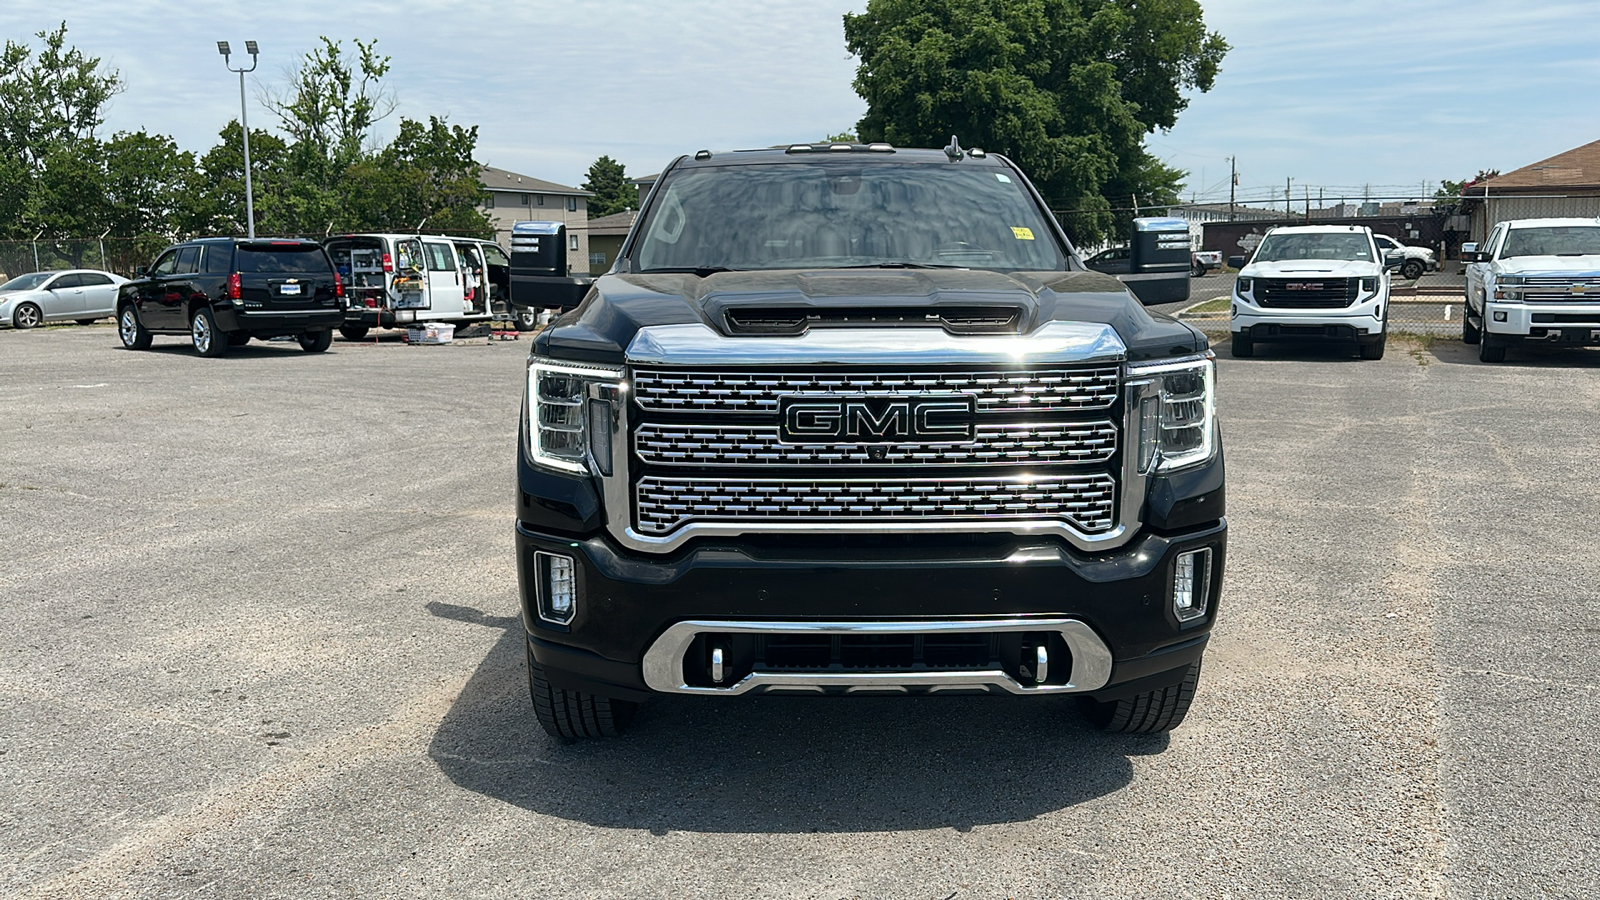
[13,302,42,329]
[118,305,151,350]
[1400,259,1424,281]
[190,307,228,357]
[339,325,370,341]
[1462,302,1481,344]
[1359,333,1386,360]
[227,331,252,347]
[1081,661,1201,734]
[298,330,333,353]
[515,307,541,332]
[1230,332,1254,358]
[75,318,99,326]
[526,641,637,739]
[1479,334,1506,363]
[1191,262,1204,278]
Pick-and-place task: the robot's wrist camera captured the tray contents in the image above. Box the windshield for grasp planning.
[1252,232,1374,263]
[0,272,53,291]
[1500,226,1600,258]
[632,161,1067,272]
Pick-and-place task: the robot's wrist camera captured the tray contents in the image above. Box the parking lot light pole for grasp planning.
[218,40,259,239]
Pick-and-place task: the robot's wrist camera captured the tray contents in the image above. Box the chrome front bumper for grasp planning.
[640,617,1114,696]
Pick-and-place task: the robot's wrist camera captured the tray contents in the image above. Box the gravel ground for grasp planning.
[1,323,1596,899]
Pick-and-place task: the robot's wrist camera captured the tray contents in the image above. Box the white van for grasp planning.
[323,234,511,340]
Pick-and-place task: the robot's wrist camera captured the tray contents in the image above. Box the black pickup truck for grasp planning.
[516,143,1226,739]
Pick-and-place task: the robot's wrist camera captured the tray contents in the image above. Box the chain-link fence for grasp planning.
[1174,271,1469,337]
[0,237,175,281]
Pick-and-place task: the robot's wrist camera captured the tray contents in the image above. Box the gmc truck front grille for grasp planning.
[1254,278,1358,308]
[627,364,1124,542]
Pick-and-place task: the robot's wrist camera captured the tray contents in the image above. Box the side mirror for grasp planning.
[134,266,148,277]
[1460,243,1479,262]
[1227,255,1246,270]
[1384,251,1405,270]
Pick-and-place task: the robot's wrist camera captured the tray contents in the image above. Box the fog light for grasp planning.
[536,551,578,625]
[1493,311,1508,322]
[1173,548,1213,623]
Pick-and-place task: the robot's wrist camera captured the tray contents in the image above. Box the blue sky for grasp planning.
[5,1,1599,206]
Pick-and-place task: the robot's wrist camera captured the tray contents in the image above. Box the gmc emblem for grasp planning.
[1285,282,1323,291]
[778,394,976,443]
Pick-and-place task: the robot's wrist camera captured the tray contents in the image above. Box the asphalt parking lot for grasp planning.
[3,323,1598,899]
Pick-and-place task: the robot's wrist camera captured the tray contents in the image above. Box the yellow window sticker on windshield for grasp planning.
[1011,226,1035,240]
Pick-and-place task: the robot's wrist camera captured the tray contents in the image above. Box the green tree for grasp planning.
[1437,169,1500,201]
[195,121,295,235]
[0,22,123,168]
[582,155,633,218]
[344,116,490,236]
[264,38,395,182]
[100,130,199,238]
[842,0,1226,243]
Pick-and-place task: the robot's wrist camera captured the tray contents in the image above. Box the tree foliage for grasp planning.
[843,0,1227,243]
[582,155,633,218]
[0,22,123,168]
[0,28,491,250]
[1437,169,1501,200]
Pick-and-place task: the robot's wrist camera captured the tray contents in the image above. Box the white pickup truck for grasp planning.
[1462,217,1600,362]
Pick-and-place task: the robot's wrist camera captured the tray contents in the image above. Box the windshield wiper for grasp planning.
[638,266,736,276]
[832,262,968,269]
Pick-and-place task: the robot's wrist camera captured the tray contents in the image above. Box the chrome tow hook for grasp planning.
[1033,644,1049,684]
[711,645,726,685]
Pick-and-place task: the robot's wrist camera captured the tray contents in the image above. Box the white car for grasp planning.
[1228,224,1398,360]
[0,269,128,329]
[1372,234,1436,281]
[1462,217,1600,362]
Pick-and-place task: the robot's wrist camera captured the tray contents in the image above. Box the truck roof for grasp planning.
[669,143,1011,170]
[1501,217,1600,229]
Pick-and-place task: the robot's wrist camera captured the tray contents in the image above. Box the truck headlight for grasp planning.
[1234,277,1252,295]
[525,356,626,475]
[1131,355,1217,474]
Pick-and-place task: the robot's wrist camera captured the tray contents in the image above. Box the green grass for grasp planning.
[1183,296,1230,315]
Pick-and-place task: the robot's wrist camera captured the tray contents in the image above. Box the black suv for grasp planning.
[516,143,1226,739]
[117,238,345,356]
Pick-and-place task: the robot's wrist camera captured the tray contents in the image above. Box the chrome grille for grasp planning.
[633,367,1120,414]
[635,421,1117,467]
[1519,276,1600,302]
[634,474,1117,535]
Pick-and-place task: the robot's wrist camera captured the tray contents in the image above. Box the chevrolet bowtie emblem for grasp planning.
[1571,284,1587,294]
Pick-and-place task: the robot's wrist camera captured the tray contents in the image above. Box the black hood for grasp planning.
[534,268,1206,364]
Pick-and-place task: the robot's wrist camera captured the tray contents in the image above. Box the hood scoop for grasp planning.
[725,305,1023,336]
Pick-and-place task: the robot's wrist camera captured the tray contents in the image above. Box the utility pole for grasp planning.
[1304,186,1310,223]
[1286,177,1292,215]
[1228,156,1237,221]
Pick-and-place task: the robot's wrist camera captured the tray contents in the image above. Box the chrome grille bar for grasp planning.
[634,473,1117,535]
[632,367,1120,414]
[634,421,1118,467]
